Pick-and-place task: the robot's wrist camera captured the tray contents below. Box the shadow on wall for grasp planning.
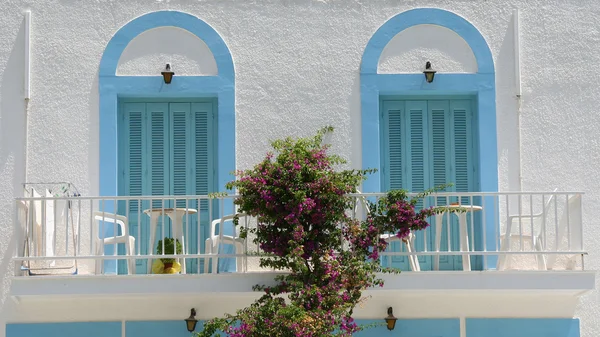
[349,72,361,171]
[88,70,99,195]
[117,27,217,76]
[496,13,521,193]
[0,16,27,315]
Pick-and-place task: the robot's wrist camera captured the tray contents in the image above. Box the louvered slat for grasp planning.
[387,108,403,190]
[194,104,211,212]
[171,103,190,208]
[409,106,425,193]
[429,101,449,205]
[452,102,470,204]
[127,108,143,212]
[149,104,169,208]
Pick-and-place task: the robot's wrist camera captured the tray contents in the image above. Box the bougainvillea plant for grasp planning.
[196,127,448,337]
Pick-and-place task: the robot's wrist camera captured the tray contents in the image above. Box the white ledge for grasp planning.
[6,271,595,322]
[10,271,595,299]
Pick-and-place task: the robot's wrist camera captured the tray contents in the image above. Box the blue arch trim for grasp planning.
[361,8,494,75]
[99,11,234,79]
[360,8,498,268]
[98,11,235,273]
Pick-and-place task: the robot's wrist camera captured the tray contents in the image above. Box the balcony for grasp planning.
[9,191,595,311]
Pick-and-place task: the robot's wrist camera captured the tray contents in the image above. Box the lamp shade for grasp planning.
[161,63,175,84]
[185,308,198,332]
[385,307,397,331]
[423,61,436,83]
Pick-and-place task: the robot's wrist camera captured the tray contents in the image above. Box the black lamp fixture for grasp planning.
[161,63,175,84]
[385,307,398,331]
[423,61,436,83]
[185,308,198,332]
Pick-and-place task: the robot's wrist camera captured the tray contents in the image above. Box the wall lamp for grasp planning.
[385,307,398,331]
[162,63,175,84]
[185,308,198,332]
[423,61,436,83]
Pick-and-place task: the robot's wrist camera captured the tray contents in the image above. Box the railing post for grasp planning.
[14,200,22,275]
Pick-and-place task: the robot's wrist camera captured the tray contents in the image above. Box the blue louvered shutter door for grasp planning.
[120,102,144,212]
[145,103,170,266]
[383,100,405,191]
[381,101,411,270]
[450,100,473,201]
[405,101,428,194]
[119,102,145,273]
[147,103,170,203]
[450,100,475,269]
[169,103,193,272]
[170,103,192,204]
[405,100,432,270]
[428,100,458,270]
[192,103,214,272]
[191,103,213,207]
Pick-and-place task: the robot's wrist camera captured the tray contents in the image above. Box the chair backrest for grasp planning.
[542,188,559,213]
[31,189,43,228]
[352,189,370,218]
[93,212,128,240]
[545,194,583,269]
[17,200,30,234]
[210,213,249,239]
[557,194,583,249]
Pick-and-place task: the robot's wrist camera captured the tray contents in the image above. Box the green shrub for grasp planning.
[156,237,182,264]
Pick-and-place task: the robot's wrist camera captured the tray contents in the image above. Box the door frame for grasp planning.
[360,8,498,270]
[98,11,235,274]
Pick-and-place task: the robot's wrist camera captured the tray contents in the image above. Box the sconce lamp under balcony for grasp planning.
[161,63,175,84]
[423,61,436,83]
[385,307,398,331]
[185,308,198,332]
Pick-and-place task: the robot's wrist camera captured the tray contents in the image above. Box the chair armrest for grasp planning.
[508,213,543,223]
[212,213,249,237]
[93,212,129,235]
[505,213,546,236]
[93,212,127,224]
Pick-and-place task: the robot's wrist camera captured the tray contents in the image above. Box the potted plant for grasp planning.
[156,237,183,273]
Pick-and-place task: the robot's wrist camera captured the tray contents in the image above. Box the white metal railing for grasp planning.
[12,191,586,276]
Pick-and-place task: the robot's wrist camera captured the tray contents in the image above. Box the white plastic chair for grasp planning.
[497,189,557,271]
[30,189,44,257]
[378,232,420,271]
[353,191,420,272]
[204,214,247,274]
[546,194,582,270]
[93,212,136,275]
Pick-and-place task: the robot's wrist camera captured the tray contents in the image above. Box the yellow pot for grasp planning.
[152,260,182,274]
[151,260,164,274]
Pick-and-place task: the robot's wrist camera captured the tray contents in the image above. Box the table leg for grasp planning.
[458,213,471,271]
[434,213,445,271]
[147,214,159,274]
[169,213,186,274]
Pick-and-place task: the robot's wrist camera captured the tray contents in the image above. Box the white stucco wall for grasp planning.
[378,24,478,73]
[0,1,598,337]
[117,26,217,76]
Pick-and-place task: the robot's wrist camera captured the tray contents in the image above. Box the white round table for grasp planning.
[434,204,483,271]
[143,207,198,274]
